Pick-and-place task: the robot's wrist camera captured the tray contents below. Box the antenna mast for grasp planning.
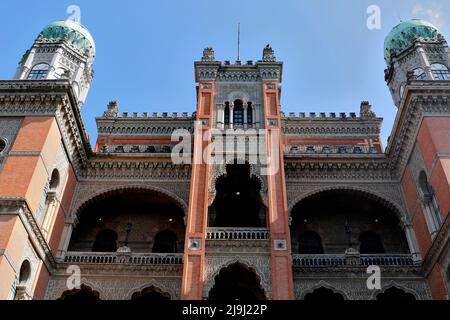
[237,23,240,61]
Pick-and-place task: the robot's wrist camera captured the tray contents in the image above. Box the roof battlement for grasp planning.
[282,101,380,121]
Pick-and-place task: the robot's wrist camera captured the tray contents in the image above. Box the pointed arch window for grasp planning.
[233,100,244,126]
[431,63,450,80]
[27,63,50,80]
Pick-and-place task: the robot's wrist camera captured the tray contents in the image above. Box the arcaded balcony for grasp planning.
[289,189,416,270]
[65,188,186,267]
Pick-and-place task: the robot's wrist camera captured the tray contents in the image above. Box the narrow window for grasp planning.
[224,102,230,125]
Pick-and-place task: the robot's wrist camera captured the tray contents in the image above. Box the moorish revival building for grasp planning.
[0,18,450,301]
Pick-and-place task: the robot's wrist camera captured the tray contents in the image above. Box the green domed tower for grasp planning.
[14,19,96,107]
[384,19,450,108]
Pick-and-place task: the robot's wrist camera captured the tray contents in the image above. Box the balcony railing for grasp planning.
[206,228,270,240]
[63,252,183,265]
[292,254,414,267]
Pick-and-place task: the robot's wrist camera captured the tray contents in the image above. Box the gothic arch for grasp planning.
[208,159,267,207]
[371,281,420,300]
[127,280,176,300]
[204,258,271,299]
[71,185,188,223]
[300,281,348,300]
[288,185,410,228]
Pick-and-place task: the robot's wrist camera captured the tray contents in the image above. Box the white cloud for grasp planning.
[412,3,445,28]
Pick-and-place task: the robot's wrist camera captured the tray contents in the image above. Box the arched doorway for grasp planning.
[58,284,101,301]
[209,163,266,227]
[131,286,171,301]
[298,231,324,254]
[376,287,416,301]
[92,229,118,252]
[290,189,409,254]
[304,287,345,301]
[208,262,266,301]
[359,231,385,254]
[152,230,178,253]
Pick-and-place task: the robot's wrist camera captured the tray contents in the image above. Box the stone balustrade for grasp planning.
[292,253,414,267]
[63,252,183,265]
[206,228,270,240]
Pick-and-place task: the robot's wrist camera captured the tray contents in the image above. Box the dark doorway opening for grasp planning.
[152,230,178,253]
[92,229,118,252]
[359,231,385,254]
[298,231,324,254]
[208,262,266,301]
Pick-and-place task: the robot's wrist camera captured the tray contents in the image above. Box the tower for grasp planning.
[14,19,95,107]
[0,19,94,300]
[384,19,450,107]
[385,20,450,299]
[182,46,294,299]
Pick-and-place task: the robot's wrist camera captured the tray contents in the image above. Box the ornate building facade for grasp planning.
[0,18,450,300]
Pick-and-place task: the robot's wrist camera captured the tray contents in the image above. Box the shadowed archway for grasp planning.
[131,285,171,301]
[290,189,409,254]
[304,287,345,301]
[209,163,267,227]
[58,284,101,301]
[208,262,266,301]
[376,287,416,301]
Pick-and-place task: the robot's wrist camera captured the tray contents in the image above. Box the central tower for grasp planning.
[181,47,294,299]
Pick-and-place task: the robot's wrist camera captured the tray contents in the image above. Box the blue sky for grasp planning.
[1,0,449,146]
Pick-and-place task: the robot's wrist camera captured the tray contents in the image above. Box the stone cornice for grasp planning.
[0,197,56,269]
[0,80,91,173]
[284,158,394,180]
[96,116,195,135]
[385,81,450,176]
[82,160,192,180]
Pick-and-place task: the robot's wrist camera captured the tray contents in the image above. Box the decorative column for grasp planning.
[181,79,216,299]
[262,81,294,300]
[56,217,78,259]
